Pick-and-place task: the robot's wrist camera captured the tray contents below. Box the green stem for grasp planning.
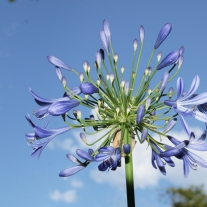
[124,127,135,207]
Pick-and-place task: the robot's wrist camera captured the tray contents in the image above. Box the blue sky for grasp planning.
[1,1,207,207]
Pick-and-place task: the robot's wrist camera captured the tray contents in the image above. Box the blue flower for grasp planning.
[59,149,95,177]
[29,88,80,118]
[159,133,207,177]
[136,105,145,124]
[100,30,109,55]
[25,114,70,158]
[80,83,99,95]
[151,142,175,175]
[157,50,180,70]
[95,146,121,171]
[154,23,172,49]
[123,144,130,154]
[47,56,72,71]
[103,19,111,45]
[164,75,207,135]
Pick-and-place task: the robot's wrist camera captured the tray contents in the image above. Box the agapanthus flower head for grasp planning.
[154,23,172,49]
[26,20,207,198]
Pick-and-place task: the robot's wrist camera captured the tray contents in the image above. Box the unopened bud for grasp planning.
[85,95,88,99]
[77,110,82,120]
[98,100,101,107]
[116,107,120,114]
[133,38,138,51]
[109,73,114,83]
[148,89,152,95]
[80,132,87,143]
[168,87,174,98]
[79,73,84,82]
[121,67,125,74]
[73,110,77,118]
[83,60,89,72]
[97,79,101,86]
[145,98,151,110]
[157,52,162,62]
[94,105,99,114]
[114,53,118,63]
[61,76,67,87]
[121,80,125,88]
[106,74,110,80]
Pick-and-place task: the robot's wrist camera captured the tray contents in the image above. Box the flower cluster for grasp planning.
[25,20,207,178]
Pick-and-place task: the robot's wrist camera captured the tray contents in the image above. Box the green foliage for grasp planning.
[166,185,207,207]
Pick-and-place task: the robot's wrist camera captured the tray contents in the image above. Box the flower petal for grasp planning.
[76,149,95,161]
[176,77,185,99]
[59,165,85,177]
[47,56,72,71]
[48,100,79,116]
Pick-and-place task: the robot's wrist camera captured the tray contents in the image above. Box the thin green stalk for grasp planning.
[124,126,135,207]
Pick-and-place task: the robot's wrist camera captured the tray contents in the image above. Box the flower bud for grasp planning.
[99,49,105,61]
[145,98,151,110]
[94,105,99,114]
[178,56,184,69]
[157,51,180,70]
[136,105,145,124]
[55,67,62,81]
[151,110,156,116]
[96,51,102,69]
[123,144,130,154]
[141,128,148,143]
[80,132,87,143]
[79,72,84,82]
[160,71,169,93]
[157,52,162,62]
[97,79,101,86]
[179,46,185,56]
[168,87,174,98]
[133,38,138,51]
[114,53,118,63]
[109,73,114,83]
[80,83,99,95]
[85,95,88,99]
[121,80,125,88]
[61,76,67,87]
[47,56,72,71]
[77,110,82,120]
[100,30,109,55]
[154,23,172,49]
[163,118,177,134]
[106,74,110,80]
[139,25,145,44]
[103,19,111,44]
[124,81,130,96]
[121,67,125,74]
[83,60,89,72]
[116,107,120,115]
[148,89,152,95]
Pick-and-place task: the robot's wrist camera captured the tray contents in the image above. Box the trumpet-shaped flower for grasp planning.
[136,105,145,124]
[151,142,175,175]
[59,149,95,177]
[29,88,80,118]
[164,75,207,135]
[159,133,207,177]
[95,146,121,171]
[25,114,70,158]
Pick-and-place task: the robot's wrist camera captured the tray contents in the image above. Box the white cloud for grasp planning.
[90,127,207,190]
[49,189,76,204]
[71,178,84,188]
